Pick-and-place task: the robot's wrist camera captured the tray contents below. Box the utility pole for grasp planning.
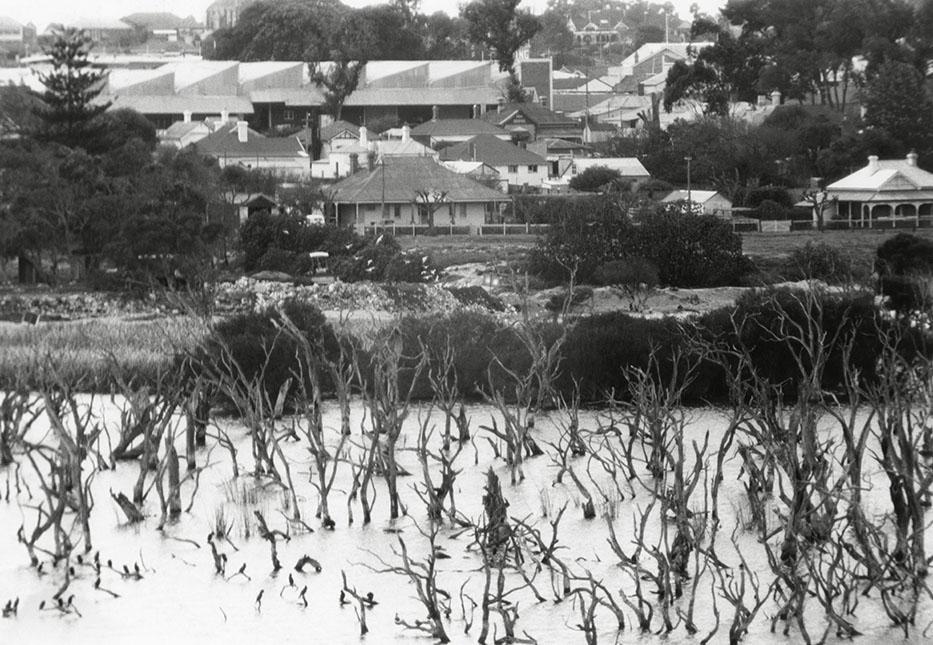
[684,155,693,213]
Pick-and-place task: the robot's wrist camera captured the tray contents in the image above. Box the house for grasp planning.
[0,16,36,59]
[439,134,548,190]
[375,125,437,160]
[120,13,205,44]
[662,190,733,216]
[331,157,512,231]
[410,118,511,149]
[546,157,651,191]
[567,10,630,47]
[441,160,503,190]
[607,42,713,95]
[824,153,933,226]
[194,121,309,176]
[161,119,212,148]
[485,102,584,143]
[206,0,253,31]
[45,19,134,46]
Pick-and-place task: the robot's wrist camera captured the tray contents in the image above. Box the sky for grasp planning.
[5,0,726,32]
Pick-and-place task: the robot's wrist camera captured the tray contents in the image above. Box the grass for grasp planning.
[0,316,205,390]
[399,234,537,269]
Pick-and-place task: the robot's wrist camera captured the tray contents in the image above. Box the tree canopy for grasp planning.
[461,0,541,75]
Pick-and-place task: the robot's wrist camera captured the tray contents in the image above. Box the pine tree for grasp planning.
[35,27,110,149]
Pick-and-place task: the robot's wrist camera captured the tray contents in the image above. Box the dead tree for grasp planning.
[0,388,42,466]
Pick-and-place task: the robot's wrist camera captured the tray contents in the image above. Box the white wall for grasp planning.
[496,163,548,189]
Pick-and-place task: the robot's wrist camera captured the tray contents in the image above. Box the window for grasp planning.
[528,165,538,173]
[283,109,295,121]
[507,165,518,174]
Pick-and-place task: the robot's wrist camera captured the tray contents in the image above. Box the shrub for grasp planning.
[203,299,337,403]
[745,185,794,209]
[782,242,859,284]
[544,286,593,314]
[240,211,361,274]
[757,199,789,220]
[331,234,438,283]
[875,234,933,313]
[629,210,749,287]
[593,258,659,289]
[568,166,628,193]
[445,286,506,312]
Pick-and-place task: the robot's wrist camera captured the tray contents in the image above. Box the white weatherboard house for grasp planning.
[825,153,933,226]
[661,190,733,216]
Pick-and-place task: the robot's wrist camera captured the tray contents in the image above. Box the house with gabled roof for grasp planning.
[439,134,547,190]
[485,102,584,143]
[162,119,212,148]
[567,10,630,47]
[825,153,933,226]
[410,118,511,149]
[194,120,308,176]
[331,157,512,231]
[662,190,732,216]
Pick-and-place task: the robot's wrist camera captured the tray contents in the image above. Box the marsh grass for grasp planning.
[0,316,203,390]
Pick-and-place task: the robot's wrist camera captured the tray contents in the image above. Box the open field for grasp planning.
[399,234,537,269]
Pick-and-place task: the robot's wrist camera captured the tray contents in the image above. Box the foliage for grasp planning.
[204,299,337,403]
[308,57,365,121]
[568,166,627,193]
[782,242,859,284]
[744,185,793,209]
[594,257,659,289]
[445,286,506,312]
[330,234,438,283]
[876,233,933,313]
[756,199,788,221]
[863,60,933,153]
[461,0,540,74]
[628,209,748,287]
[34,27,110,149]
[239,210,359,274]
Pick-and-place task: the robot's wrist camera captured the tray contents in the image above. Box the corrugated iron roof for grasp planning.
[411,119,508,137]
[104,94,254,115]
[344,86,501,106]
[194,123,306,157]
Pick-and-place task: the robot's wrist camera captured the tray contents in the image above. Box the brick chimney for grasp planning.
[770,89,781,106]
[431,105,439,121]
[402,124,411,142]
[236,120,248,143]
[472,104,479,119]
[359,125,369,147]
[907,151,918,167]
[867,155,880,172]
[183,110,192,123]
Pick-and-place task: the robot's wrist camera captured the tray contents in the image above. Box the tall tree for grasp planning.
[461,0,541,75]
[863,59,933,152]
[308,57,365,121]
[35,27,110,149]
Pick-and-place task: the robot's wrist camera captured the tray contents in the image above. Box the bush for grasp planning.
[745,185,794,209]
[629,210,749,287]
[240,211,361,274]
[757,199,789,220]
[782,242,859,284]
[203,299,337,403]
[568,166,628,193]
[331,234,438,283]
[593,258,659,289]
[876,234,933,313]
[544,286,593,314]
[446,286,506,312]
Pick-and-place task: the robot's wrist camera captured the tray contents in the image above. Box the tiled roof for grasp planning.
[332,157,510,204]
[319,120,360,141]
[163,121,207,138]
[194,124,306,158]
[486,102,580,127]
[439,134,546,166]
[411,119,509,137]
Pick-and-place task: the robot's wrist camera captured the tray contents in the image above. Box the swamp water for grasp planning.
[0,399,931,644]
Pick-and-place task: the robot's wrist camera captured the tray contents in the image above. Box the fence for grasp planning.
[478,223,551,236]
[361,224,474,237]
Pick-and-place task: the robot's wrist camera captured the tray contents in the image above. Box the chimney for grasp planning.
[756,94,766,108]
[867,155,880,172]
[469,142,475,161]
[770,89,781,106]
[183,110,192,123]
[497,97,504,114]
[907,151,918,167]
[472,104,479,119]
[402,124,411,142]
[431,105,439,121]
[236,120,248,143]
[359,125,368,147]
[220,109,229,123]
[349,152,358,175]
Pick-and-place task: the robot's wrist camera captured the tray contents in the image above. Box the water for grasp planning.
[1,400,930,644]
